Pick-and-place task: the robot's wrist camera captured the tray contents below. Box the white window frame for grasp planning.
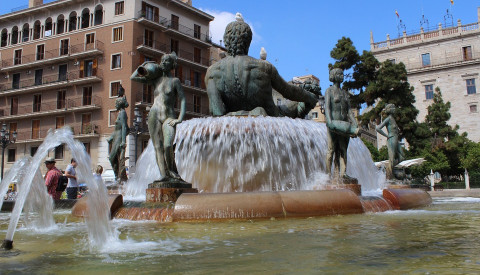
[108,109,119,127]
[114,1,125,16]
[109,80,122,98]
[35,43,45,61]
[112,26,124,43]
[111,52,122,70]
[59,38,70,56]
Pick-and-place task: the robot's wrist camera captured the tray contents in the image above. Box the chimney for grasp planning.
[180,0,192,6]
[29,0,43,8]
[478,7,480,23]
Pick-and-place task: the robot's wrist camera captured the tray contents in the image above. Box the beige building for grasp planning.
[0,0,213,174]
[371,8,480,147]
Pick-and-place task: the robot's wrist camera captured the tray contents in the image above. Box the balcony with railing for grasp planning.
[0,95,102,120]
[134,92,207,117]
[0,69,102,95]
[1,40,104,72]
[136,11,211,46]
[16,123,100,142]
[136,36,209,68]
[371,21,480,51]
[405,49,480,73]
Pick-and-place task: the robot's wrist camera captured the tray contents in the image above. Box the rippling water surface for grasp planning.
[1,197,480,274]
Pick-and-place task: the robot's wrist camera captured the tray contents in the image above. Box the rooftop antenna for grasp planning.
[397,19,406,37]
[420,14,430,31]
[444,9,454,27]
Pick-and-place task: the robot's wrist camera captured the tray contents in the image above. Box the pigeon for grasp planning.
[260,47,267,60]
[235,12,244,22]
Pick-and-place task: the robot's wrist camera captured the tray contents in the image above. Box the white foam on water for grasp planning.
[123,117,386,196]
[434,197,480,204]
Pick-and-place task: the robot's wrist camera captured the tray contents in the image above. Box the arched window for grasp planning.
[81,8,90,29]
[33,20,41,39]
[94,5,103,26]
[11,26,18,45]
[69,11,77,32]
[22,23,29,42]
[45,17,53,37]
[57,14,65,34]
[1,29,7,47]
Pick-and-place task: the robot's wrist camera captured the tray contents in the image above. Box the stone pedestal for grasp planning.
[325,177,361,196]
[146,180,198,203]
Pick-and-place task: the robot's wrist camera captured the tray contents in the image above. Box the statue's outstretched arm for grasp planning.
[271,66,317,105]
[205,67,226,116]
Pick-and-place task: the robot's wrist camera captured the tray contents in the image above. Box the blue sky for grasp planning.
[1,1,478,92]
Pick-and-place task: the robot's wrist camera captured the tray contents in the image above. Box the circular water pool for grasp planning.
[1,197,480,274]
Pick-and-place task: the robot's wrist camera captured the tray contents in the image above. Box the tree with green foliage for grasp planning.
[462,142,480,171]
[328,37,420,147]
[361,138,380,161]
[414,88,471,177]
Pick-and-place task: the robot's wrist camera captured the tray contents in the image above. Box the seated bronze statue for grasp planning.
[205,15,320,118]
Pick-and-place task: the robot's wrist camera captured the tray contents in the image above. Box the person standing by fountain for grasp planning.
[131,53,186,183]
[375,104,404,179]
[107,96,129,183]
[325,68,359,179]
[65,158,78,199]
[44,157,62,200]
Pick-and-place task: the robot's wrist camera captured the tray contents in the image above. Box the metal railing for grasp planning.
[16,123,100,141]
[0,95,102,118]
[0,69,103,92]
[137,36,209,66]
[1,40,104,68]
[137,11,211,43]
[405,50,480,71]
[373,22,480,50]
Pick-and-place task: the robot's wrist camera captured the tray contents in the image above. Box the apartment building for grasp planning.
[371,8,480,147]
[0,0,213,174]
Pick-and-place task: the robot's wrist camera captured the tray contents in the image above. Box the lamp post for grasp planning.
[130,107,146,164]
[0,123,17,179]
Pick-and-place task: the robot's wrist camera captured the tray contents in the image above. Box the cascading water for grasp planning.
[23,159,55,230]
[124,117,385,196]
[0,157,31,213]
[3,127,117,249]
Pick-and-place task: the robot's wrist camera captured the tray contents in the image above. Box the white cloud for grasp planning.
[201,9,261,46]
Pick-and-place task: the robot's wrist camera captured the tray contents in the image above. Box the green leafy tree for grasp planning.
[414,88,471,177]
[361,138,380,161]
[328,37,419,147]
[462,142,480,171]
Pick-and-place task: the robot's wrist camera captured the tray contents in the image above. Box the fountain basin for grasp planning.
[71,194,123,218]
[99,188,432,222]
[383,188,433,210]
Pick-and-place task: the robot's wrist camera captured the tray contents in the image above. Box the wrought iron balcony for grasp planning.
[136,11,211,45]
[0,95,102,120]
[137,36,209,68]
[1,40,104,72]
[0,69,102,95]
[15,123,100,142]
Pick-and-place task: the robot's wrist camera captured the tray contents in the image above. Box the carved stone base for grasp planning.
[325,177,361,196]
[146,187,198,203]
[146,179,197,203]
[148,179,193,189]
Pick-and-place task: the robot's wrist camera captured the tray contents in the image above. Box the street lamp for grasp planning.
[0,123,17,179]
[130,107,146,164]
